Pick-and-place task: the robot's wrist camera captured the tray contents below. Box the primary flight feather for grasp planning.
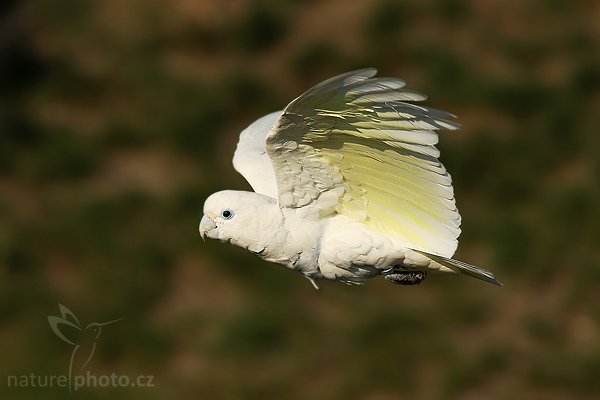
[200,68,501,288]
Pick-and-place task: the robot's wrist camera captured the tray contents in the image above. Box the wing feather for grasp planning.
[232,111,281,198]
[266,69,462,256]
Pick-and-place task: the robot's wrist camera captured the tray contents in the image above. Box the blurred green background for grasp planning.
[1,0,600,399]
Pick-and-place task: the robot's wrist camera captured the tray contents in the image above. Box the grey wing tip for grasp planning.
[482,274,503,287]
[448,257,504,287]
[352,67,377,75]
[342,68,378,83]
[415,250,503,287]
[459,262,504,287]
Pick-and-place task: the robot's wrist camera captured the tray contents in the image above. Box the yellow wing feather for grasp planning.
[266,69,461,257]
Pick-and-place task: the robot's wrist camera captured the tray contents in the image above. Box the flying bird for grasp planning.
[200,68,501,289]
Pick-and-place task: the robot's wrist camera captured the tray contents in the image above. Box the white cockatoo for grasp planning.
[200,69,501,289]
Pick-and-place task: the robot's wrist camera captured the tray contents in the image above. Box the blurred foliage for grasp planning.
[1,0,600,399]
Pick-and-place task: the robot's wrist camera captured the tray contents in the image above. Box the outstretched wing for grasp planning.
[265,68,461,257]
[232,111,281,198]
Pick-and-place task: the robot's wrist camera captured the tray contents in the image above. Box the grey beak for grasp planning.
[199,215,217,241]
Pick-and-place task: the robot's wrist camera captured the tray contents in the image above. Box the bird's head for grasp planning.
[200,190,280,246]
[84,318,125,339]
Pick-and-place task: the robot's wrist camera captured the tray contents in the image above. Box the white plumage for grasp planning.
[200,69,501,288]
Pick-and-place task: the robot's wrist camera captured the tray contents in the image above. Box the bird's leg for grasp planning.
[304,275,320,290]
[382,265,427,285]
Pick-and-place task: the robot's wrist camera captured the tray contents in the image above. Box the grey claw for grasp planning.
[381,266,395,275]
[383,271,427,285]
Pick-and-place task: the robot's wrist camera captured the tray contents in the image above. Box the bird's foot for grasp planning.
[383,269,427,285]
[304,275,320,290]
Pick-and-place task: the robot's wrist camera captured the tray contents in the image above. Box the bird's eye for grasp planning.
[221,209,234,219]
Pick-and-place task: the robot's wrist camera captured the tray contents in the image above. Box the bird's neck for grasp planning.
[238,203,323,271]
[233,201,288,261]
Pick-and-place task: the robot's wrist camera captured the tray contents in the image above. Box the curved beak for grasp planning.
[199,215,217,241]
